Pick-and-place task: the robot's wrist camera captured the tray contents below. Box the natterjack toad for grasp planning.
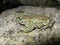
[16,14,55,33]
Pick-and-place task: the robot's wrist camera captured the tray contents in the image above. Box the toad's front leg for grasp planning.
[21,24,35,33]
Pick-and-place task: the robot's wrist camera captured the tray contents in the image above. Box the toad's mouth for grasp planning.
[19,23,26,26]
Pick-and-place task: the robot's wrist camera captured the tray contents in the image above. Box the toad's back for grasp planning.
[22,15,49,23]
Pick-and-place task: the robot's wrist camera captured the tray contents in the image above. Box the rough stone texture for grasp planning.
[0,6,60,45]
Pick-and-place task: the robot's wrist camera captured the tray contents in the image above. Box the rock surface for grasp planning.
[0,6,60,45]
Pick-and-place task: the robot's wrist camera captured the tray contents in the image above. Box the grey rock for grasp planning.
[0,6,60,45]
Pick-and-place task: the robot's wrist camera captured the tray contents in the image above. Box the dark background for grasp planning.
[0,0,60,13]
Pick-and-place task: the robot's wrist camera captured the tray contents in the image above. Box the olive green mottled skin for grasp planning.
[16,14,54,33]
